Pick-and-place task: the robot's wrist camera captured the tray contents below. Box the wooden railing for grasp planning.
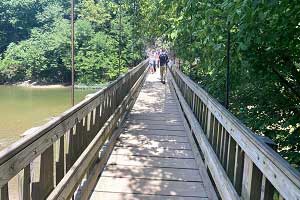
[0,60,148,200]
[169,66,300,200]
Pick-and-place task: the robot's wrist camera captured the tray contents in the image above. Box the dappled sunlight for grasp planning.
[89,72,210,199]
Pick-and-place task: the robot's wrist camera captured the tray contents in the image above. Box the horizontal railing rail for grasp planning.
[0,60,148,200]
[169,66,300,200]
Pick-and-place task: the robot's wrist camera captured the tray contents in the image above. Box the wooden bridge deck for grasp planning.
[89,72,217,200]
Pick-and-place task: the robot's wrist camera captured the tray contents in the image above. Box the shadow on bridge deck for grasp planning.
[89,71,217,200]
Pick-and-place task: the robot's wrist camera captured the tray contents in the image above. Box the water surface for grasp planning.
[0,86,95,150]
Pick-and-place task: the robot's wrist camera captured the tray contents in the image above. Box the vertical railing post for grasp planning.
[56,136,65,185]
[0,184,9,200]
[32,146,54,200]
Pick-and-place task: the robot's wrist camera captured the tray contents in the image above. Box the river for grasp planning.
[0,85,95,151]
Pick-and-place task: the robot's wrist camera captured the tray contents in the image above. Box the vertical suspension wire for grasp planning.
[189,1,193,77]
[132,0,137,65]
[118,0,122,76]
[70,0,75,106]
[225,21,231,109]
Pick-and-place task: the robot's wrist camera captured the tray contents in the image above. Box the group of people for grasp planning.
[148,49,169,84]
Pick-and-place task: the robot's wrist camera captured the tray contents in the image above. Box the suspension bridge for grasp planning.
[0,61,299,200]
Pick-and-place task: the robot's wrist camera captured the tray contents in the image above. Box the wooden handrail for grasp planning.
[169,66,300,200]
[0,60,148,200]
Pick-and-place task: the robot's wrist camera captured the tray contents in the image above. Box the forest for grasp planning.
[0,0,144,84]
[144,0,300,168]
[0,0,299,168]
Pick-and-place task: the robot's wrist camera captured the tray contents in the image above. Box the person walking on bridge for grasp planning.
[159,49,169,84]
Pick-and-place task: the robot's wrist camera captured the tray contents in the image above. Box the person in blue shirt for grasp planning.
[159,49,169,84]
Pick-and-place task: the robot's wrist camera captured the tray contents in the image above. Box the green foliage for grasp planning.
[0,0,144,84]
[141,0,300,167]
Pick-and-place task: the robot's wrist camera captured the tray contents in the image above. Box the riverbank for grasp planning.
[1,80,107,89]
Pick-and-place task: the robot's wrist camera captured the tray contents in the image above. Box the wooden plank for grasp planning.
[22,165,31,200]
[126,119,183,126]
[32,145,54,200]
[94,177,207,197]
[233,144,244,195]
[119,134,189,143]
[112,147,194,159]
[218,127,224,159]
[129,113,182,119]
[261,175,275,200]
[75,118,85,158]
[206,111,213,143]
[241,154,253,200]
[216,123,222,158]
[116,140,191,150]
[103,165,202,182]
[131,108,180,113]
[94,105,101,137]
[212,117,218,151]
[123,129,186,137]
[0,184,9,200]
[107,155,198,169]
[226,136,236,183]
[90,192,208,200]
[203,106,208,134]
[129,115,182,121]
[250,164,263,200]
[221,130,229,169]
[125,124,185,131]
[206,110,212,138]
[56,136,65,185]
[66,128,74,172]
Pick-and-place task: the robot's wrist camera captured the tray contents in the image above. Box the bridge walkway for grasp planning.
[89,72,217,199]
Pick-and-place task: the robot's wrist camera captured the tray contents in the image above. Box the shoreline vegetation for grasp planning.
[1,80,107,89]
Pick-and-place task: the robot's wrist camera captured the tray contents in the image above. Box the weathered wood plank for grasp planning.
[0,184,9,200]
[261,175,275,200]
[90,192,208,200]
[119,133,189,143]
[107,155,198,169]
[129,113,182,119]
[103,165,202,182]
[234,144,244,195]
[112,147,194,159]
[32,145,54,200]
[125,124,185,131]
[94,177,207,197]
[250,164,263,200]
[241,154,253,200]
[123,129,186,137]
[227,136,236,183]
[116,140,192,150]
[126,119,184,126]
[55,136,65,185]
[128,115,182,121]
[66,128,74,172]
[22,165,31,200]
